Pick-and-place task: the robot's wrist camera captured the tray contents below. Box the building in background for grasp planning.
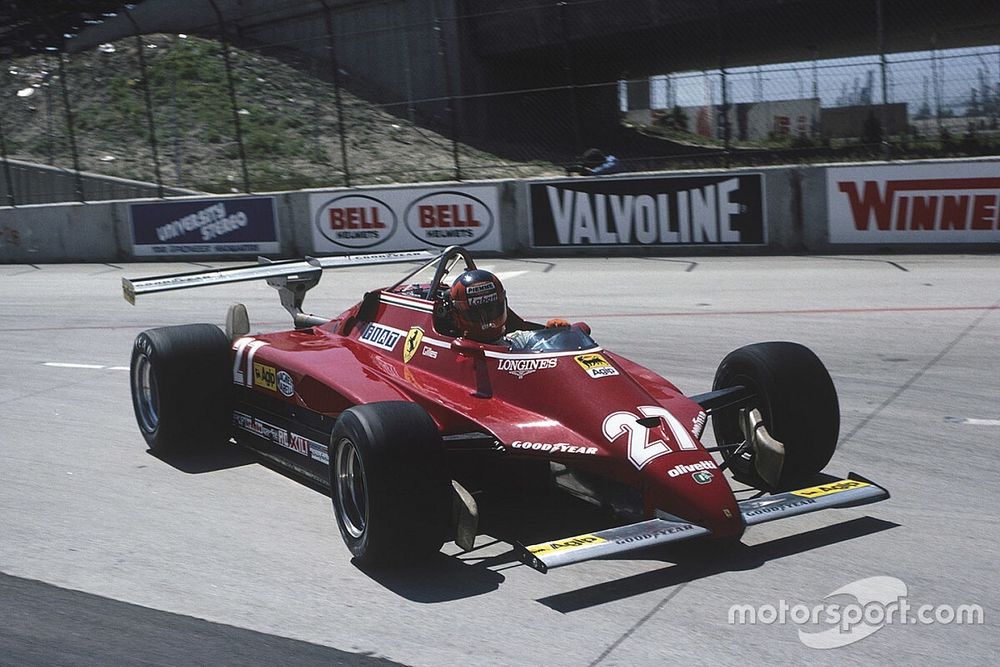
[627,98,821,142]
[820,104,908,138]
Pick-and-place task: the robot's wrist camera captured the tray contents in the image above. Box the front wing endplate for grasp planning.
[517,518,710,573]
[740,475,889,526]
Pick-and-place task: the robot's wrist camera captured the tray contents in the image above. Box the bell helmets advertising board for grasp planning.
[310,186,501,252]
[827,162,1000,243]
[130,196,279,256]
[529,173,765,247]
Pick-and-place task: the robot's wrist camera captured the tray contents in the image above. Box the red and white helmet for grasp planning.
[449,269,507,342]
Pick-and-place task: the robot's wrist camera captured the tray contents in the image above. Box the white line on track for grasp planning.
[44,362,128,371]
[944,416,1000,426]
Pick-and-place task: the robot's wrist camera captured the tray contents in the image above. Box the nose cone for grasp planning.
[644,456,745,539]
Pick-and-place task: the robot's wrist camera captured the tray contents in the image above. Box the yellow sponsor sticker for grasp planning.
[527,534,606,555]
[403,326,424,364]
[575,353,609,370]
[253,362,277,391]
[574,353,619,378]
[791,479,870,498]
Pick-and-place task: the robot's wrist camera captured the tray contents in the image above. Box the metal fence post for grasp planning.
[434,16,462,181]
[0,117,16,206]
[124,9,165,197]
[44,74,55,165]
[558,1,582,158]
[717,0,731,167]
[56,51,85,202]
[876,0,891,159]
[319,0,352,187]
[206,0,251,193]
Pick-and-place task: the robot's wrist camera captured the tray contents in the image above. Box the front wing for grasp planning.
[516,475,889,573]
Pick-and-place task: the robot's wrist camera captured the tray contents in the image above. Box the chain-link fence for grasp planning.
[1,0,998,204]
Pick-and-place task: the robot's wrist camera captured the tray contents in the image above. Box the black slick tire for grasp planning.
[712,341,840,488]
[329,401,451,567]
[130,324,232,455]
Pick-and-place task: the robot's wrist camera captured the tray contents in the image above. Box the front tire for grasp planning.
[130,324,232,455]
[330,402,451,566]
[712,341,839,489]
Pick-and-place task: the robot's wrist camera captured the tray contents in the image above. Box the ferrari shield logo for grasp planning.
[403,326,424,363]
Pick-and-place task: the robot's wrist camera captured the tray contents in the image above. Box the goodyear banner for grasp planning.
[130,196,279,256]
[529,173,765,247]
[827,162,1000,243]
[309,186,502,253]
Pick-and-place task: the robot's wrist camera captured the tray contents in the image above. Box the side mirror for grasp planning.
[450,337,492,398]
[358,291,381,322]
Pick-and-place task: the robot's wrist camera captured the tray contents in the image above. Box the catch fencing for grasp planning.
[1,0,997,204]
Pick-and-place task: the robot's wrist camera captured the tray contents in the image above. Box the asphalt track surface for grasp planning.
[1,255,998,666]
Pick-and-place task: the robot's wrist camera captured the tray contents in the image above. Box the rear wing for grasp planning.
[122,249,438,326]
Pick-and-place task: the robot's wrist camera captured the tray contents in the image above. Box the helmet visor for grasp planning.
[463,292,506,326]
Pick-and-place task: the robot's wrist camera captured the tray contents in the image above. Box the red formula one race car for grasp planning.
[124,247,888,572]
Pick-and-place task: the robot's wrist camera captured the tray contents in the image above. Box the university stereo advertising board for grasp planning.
[309,185,502,253]
[529,173,766,247]
[130,196,279,256]
[827,162,1000,243]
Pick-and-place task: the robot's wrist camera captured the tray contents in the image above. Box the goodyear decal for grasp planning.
[791,479,871,498]
[574,352,619,378]
[527,534,606,556]
[253,362,277,391]
[403,326,424,364]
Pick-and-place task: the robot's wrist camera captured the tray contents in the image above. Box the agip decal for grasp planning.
[574,353,619,378]
[253,362,277,391]
[528,534,606,555]
[791,479,870,498]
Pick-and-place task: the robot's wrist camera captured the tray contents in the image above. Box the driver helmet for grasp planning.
[449,269,507,342]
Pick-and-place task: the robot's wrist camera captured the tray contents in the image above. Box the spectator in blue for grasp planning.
[580,148,627,175]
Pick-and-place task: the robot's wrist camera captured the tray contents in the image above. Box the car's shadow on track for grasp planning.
[355,554,507,603]
[146,443,258,473]
[535,515,901,613]
[353,491,612,603]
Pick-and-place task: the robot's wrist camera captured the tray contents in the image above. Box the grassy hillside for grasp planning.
[1,34,558,192]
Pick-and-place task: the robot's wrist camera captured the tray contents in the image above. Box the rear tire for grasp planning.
[130,324,232,455]
[330,402,451,566]
[712,342,839,489]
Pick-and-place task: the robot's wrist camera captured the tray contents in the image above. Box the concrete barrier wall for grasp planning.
[1,157,998,263]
